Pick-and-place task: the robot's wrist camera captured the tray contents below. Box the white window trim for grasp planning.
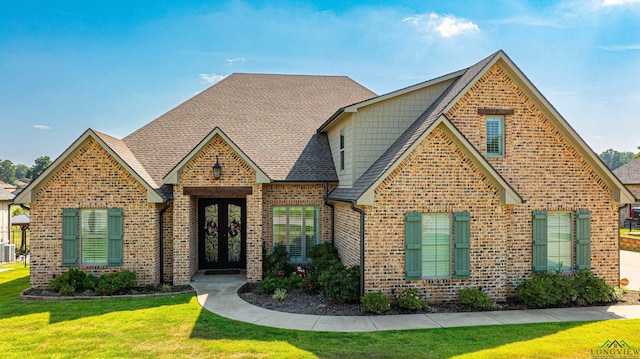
[486,116,504,157]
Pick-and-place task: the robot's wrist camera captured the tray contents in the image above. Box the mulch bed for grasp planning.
[21,285,193,300]
[238,283,640,316]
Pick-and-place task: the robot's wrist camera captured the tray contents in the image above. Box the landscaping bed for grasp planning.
[21,284,193,300]
[238,283,640,316]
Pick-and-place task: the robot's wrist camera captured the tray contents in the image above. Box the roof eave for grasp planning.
[15,129,165,204]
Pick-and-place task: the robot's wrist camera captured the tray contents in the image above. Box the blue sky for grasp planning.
[1,0,639,165]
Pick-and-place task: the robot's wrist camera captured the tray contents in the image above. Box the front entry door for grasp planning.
[198,198,246,269]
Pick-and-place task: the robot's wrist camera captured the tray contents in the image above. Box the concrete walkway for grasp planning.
[621,250,640,290]
[190,272,640,332]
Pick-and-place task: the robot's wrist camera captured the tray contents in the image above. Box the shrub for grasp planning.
[272,288,287,301]
[96,270,136,295]
[50,268,98,294]
[458,288,493,310]
[361,292,390,314]
[572,270,611,305]
[259,274,302,294]
[318,264,360,303]
[263,245,295,279]
[517,271,575,308]
[394,288,428,311]
[308,242,341,270]
[610,286,625,302]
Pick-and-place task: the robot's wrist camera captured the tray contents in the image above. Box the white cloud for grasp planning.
[198,73,226,84]
[33,124,51,130]
[226,57,246,64]
[599,44,640,51]
[403,13,479,38]
[602,0,640,6]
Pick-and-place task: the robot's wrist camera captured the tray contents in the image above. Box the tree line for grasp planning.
[598,147,640,171]
[0,156,52,185]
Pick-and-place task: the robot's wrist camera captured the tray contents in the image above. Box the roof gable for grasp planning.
[328,50,634,204]
[163,127,270,184]
[15,129,164,204]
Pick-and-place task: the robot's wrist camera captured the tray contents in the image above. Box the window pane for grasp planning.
[289,207,303,262]
[486,117,503,156]
[81,209,108,264]
[421,213,450,278]
[272,207,287,248]
[547,212,571,271]
[304,207,319,261]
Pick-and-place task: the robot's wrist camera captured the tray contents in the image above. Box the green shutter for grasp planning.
[576,210,591,270]
[107,208,124,266]
[453,212,471,279]
[62,208,78,267]
[405,212,422,280]
[532,210,548,272]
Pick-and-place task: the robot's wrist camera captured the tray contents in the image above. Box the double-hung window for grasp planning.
[405,212,470,280]
[273,206,319,262]
[532,210,591,272]
[486,116,504,157]
[62,208,124,267]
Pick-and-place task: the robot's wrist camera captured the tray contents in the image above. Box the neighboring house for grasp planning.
[614,157,640,225]
[0,187,15,244]
[15,50,635,302]
[0,180,17,193]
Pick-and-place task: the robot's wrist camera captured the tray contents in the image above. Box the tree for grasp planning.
[635,146,640,160]
[15,164,30,180]
[28,155,51,180]
[599,149,635,170]
[0,159,16,184]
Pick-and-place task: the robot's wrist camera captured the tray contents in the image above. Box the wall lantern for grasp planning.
[213,155,222,179]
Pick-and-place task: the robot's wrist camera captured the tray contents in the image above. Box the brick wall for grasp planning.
[446,62,619,288]
[332,201,361,267]
[364,126,507,302]
[173,134,263,284]
[29,138,160,288]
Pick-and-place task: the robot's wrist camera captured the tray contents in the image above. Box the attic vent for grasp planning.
[477,108,514,115]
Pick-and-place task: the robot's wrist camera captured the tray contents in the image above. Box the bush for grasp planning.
[361,292,390,314]
[96,270,137,295]
[259,274,302,294]
[318,264,360,303]
[263,245,295,279]
[610,286,625,302]
[50,268,98,294]
[394,288,428,311]
[458,288,493,310]
[572,270,611,305]
[516,270,615,308]
[308,242,341,270]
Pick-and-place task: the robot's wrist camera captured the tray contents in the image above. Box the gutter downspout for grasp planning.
[159,200,172,284]
[350,202,365,297]
[323,183,335,244]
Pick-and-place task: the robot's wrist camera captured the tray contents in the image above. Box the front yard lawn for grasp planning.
[1,263,638,358]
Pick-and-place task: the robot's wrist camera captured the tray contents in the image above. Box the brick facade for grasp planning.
[29,138,160,288]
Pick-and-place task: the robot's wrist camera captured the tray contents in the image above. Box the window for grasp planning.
[339,130,345,171]
[532,210,591,272]
[62,208,123,267]
[81,209,108,264]
[273,206,319,262]
[486,116,504,157]
[405,212,470,280]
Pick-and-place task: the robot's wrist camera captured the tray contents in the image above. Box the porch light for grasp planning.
[213,156,222,179]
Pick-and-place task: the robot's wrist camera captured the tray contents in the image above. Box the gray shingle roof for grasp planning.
[328,51,500,202]
[123,74,376,183]
[614,157,640,184]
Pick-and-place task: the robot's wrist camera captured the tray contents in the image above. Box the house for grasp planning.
[614,157,640,225]
[0,180,17,193]
[0,187,15,244]
[15,50,635,302]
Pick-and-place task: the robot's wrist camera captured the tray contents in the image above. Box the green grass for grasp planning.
[1,263,638,358]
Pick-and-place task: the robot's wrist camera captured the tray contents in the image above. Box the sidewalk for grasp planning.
[190,273,640,333]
